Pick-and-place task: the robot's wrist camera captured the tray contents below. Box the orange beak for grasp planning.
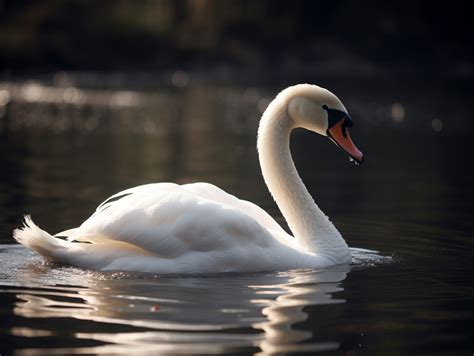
[327,119,364,164]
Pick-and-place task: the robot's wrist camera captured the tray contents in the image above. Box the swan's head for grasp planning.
[285,84,364,164]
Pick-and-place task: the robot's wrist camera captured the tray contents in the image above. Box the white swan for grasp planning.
[14,84,364,274]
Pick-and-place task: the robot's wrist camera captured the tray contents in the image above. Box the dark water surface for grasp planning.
[0,80,473,354]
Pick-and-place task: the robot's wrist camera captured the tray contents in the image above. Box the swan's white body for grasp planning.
[14,84,360,273]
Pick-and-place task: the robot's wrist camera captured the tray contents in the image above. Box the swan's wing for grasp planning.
[71,183,281,259]
[81,181,287,237]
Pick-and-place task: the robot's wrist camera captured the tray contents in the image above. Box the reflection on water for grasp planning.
[0,245,379,355]
[255,270,347,355]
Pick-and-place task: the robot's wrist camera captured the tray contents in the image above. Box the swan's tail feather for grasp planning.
[13,215,70,263]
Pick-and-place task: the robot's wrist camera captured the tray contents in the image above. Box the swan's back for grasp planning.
[81,182,287,242]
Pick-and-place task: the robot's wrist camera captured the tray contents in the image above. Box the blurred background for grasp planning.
[1,0,473,77]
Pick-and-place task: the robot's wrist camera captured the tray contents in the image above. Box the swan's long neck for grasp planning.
[257,101,349,259]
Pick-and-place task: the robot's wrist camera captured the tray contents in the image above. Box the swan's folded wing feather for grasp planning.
[74,187,276,258]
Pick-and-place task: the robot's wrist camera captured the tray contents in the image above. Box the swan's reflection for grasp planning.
[252,269,347,354]
[6,248,349,355]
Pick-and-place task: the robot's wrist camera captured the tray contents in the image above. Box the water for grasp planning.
[0,79,473,354]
